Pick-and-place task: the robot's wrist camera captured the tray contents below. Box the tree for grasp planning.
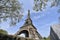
[0,0,23,26]
[0,29,8,35]
[46,36,50,40]
[33,0,60,12]
[33,0,60,23]
[44,37,46,40]
[33,0,48,11]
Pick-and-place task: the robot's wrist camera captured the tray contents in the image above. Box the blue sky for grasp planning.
[0,0,60,37]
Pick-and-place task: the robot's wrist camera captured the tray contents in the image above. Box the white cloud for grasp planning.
[23,10,28,16]
[40,21,57,28]
[37,21,57,37]
[33,14,45,19]
[33,16,40,19]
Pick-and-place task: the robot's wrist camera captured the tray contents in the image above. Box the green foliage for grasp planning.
[51,0,60,7]
[0,0,23,26]
[44,37,46,40]
[33,0,60,13]
[46,37,50,40]
[43,36,50,40]
[33,0,48,11]
[0,29,8,35]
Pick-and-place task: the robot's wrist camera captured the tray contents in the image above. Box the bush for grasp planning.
[0,29,8,35]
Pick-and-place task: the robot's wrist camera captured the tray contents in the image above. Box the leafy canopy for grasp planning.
[33,0,60,12]
[0,0,23,26]
[0,29,8,35]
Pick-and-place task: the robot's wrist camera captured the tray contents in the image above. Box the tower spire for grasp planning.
[28,10,30,19]
[24,10,32,25]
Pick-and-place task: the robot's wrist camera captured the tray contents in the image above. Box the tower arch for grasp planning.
[15,10,42,40]
[18,30,29,37]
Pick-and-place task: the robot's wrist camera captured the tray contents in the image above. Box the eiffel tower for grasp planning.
[15,10,42,40]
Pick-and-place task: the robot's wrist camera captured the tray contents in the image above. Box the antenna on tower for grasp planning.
[28,10,30,18]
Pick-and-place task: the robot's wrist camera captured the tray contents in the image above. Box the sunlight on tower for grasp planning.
[18,33,25,38]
